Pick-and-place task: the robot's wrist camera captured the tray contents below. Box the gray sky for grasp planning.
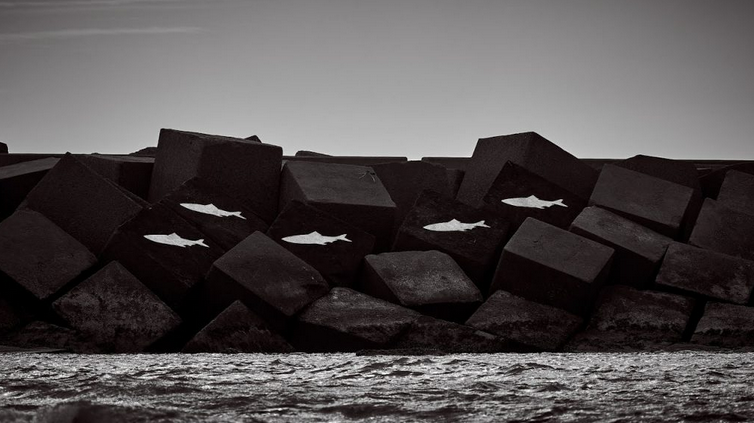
[1,0,752,159]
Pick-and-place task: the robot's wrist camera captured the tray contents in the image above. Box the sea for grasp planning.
[1,352,753,422]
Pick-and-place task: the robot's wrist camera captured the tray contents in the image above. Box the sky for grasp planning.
[0,0,752,160]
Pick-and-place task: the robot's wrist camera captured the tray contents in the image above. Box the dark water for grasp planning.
[1,352,753,422]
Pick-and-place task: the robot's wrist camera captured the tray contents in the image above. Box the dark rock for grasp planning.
[655,242,754,305]
[570,206,673,288]
[589,164,696,238]
[699,163,754,199]
[0,142,7,153]
[0,210,96,301]
[291,287,420,352]
[182,300,293,353]
[689,198,754,261]
[159,178,268,251]
[279,161,397,250]
[0,297,23,335]
[266,200,375,287]
[392,315,513,353]
[392,190,509,291]
[21,154,143,254]
[490,218,614,316]
[203,232,329,332]
[716,170,754,216]
[465,290,583,351]
[482,161,586,232]
[129,146,157,157]
[75,154,154,199]
[52,262,181,353]
[456,132,597,207]
[294,150,331,157]
[283,156,407,167]
[0,157,58,219]
[614,155,702,190]
[245,135,261,142]
[360,250,482,322]
[0,321,85,351]
[148,128,282,223]
[692,302,754,348]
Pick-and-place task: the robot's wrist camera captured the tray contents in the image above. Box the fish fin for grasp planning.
[476,220,491,228]
[337,234,352,242]
[196,239,210,248]
[553,199,568,208]
[231,211,247,220]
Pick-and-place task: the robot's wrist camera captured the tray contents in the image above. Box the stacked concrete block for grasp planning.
[391,315,513,353]
[490,218,614,316]
[0,153,63,168]
[699,163,754,199]
[148,129,283,223]
[689,199,754,261]
[716,170,754,216]
[0,142,7,153]
[0,321,84,352]
[692,302,754,348]
[285,155,407,167]
[360,250,483,322]
[570,206,673,288]
[0,157,58,220]
[279,161,397,250]
[266,200,375,287]
[75,154,154,200]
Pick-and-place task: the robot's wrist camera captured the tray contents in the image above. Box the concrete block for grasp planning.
[266,200,375,287]
[75,154,154,199]
[716,170,754,216]
[656,242,754,305]
[0,157,58,219]
[52,262,181,353]
[0,297,23,335]
[284,155,407,166]
[148,129,282,223]
[490,218,614,316]
[392,315,514,353]
[570,206,673,288]
[615,155,702,190]
[456,132,597,207]
[0,142,6,154]
[699,163,754,199]
[420,157,470,171]
[692,302,754,348]
[0,321,85,352]
[689,198,754,261]
[465,290,583,351]
[0,153,63,168]
[361,250,482,322]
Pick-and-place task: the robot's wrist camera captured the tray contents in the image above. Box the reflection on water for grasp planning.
[1,352,753,422]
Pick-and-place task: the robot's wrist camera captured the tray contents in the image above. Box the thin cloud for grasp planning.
[0,27,205,42]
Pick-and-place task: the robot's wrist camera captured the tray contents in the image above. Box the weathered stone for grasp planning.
[689,198,754,261]
[182,301,293,353]
[22,154,143,254]
[589,164,695,239]
[148,128,282,223]
[159,178,268,251]
[203,232,329,332]
[392,190,509,291]
[391,315,513,353]
[279,161,397,250]
[457,132,597,207]
[0,321,84,352]
[0,157,58,219]
[0,210,96,301]
[570,206,673,288]
[361,250,482,322]
[465,290,583,351]
[75,154,154,199]
[692,302,754,348]
[52,262,181,353]
[490,218,614,316]
[565,286,695,351]
[716,170,754,216]
[482,161,586,232]
[656,242,754,305]
[266,200,375,287]
[291,287,421,352]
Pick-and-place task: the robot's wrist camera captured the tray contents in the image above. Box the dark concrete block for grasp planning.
[456,132,598,207]
[100,204,224,311]
[589,164,695,238]
[266,200,375,288]
[52,262,181,353]
[490,218,614,316]
[295,150,331,157]
[129,146,157,157]
[283,155,407,167]
[420,157,470,171]
[159,178,268,251]
[0,157,58,219]
[0,142,6,154]
[392,190,509,291]
[0,210,97,301]
[689,198,754,261]
[0,297,23,335]
[655,242,754,305]
[0,153,63,168]
[0,321,86,352]
[615,155,702,190]
[716,170,754,216]
[570,206,673,288]
[361,250,483,322]
[699,163,754,199]
[148,129,283,223]
[482,161,586,232]
[22,154,143,254]
[203,232,330,332]
[692,302,754,348]
[446,168,465,199]
[465,290,583,351]
[566,286,696,351]
[279,161,397,250]
[291,287,420,352]
[75,154,154,199]
[182,300,293,353]
[391,315,514,353]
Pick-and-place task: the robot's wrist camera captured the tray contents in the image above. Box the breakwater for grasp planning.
[1,130,753,354]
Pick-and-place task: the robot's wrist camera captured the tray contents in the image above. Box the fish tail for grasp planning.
[553,199,568,208]
[337,234,352,242]
[476,220,491,228]
[231,211,247,220]
[196,239,210,248]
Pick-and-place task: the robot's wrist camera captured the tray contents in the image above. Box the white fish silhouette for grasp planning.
[501,195,567,210]
[143,233,210,248]
[282,231,352,246]
[180,203,246,220]
[423,219,490,232]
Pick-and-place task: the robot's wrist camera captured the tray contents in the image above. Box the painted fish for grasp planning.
[179,203,246,220]
[423,219,490,232]
[282,231,352,246]
[501,195,568,210]
[143,233,210,248]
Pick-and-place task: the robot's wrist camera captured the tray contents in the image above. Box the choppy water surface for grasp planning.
[1,352,753,422]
